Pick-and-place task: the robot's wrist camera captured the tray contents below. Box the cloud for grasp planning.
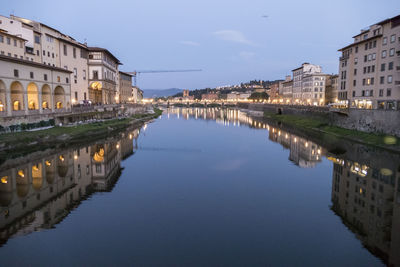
[239,51,256,61]
[180,41,200,46]
[213,30,256,46]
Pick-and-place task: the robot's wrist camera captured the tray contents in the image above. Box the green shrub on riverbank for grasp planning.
[0,109,162,158]
[264,112,399,148]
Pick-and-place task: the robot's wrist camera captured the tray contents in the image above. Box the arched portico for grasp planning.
[0,80,6,112]
[10,81,24,111]
[54,86,65,109]
[27,82,39,110]
[41,84,51,110]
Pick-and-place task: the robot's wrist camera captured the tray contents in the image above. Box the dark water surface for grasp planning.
[0,108,399,266]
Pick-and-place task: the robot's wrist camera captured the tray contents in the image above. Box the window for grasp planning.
[362,90,365,96]
[43,50,46,56]
[367,66,371,73]
[84,92,87,100]
[390,34,396,43]
[13,39,17,46]
[373,40,376,48]
[363,34,368,40]
[73,47,76,58]
[363,67,366,74]
[75,92,78,99]
[367,78,371,85]
[352,91,355,97]
[34,35,41,45]
[381,63,385,71]
[354,57,358,65]
[371,78,374,85]
[387,89,391,96]
[370,90,373,96]
[44,74,48,81]
[363,79,366,85]
[36,50,39,56]
[364,55,367,62]
[379,89,384,97]
[57,76,60,82]
[83,70,86,80]
[383,37,387,45]
[365,43,368,50]
[30,72,34,79]
[6,37,10,45]
[93,70,98,79]
[52,53,54,58]
[73,68,77,78]
[388,75,393,83]
[63,44,67,56]
[47,51,50,57]
[354,69,357,75]
[355,46,358,53]
[13,69,19,77]
[353,80,356,86]
[0,35,3,43]
[368,54,372,61]
[371,65,375,72]
[389,48,395,57]
[382,50,387,58]
[66,77,69,83]
[372,53,376,60]
[380,76,384,84]
[388,62,393,70]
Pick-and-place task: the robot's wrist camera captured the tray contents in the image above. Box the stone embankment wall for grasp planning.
[0,104,148,128]
[238,103,400,137]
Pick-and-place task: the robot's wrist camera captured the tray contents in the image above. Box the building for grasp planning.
[183,89,189,97]
[268,81,281,102]
[0,55,71,119]
[282,75,293,104]
[292,63,322,104]
[338,14,400,109]
[325,74,339,104]
[87,47,121,104]
[118,71,133,103]
[201,92,219,101]
[301,73,327,106]
[3,15,90,104]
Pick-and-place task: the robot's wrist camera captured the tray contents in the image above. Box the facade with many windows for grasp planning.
[338,15,400,109]
[88,47,121,104]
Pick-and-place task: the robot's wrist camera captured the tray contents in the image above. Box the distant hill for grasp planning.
[143,88,183,98]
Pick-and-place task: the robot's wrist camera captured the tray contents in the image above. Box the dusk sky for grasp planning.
[3,0,400,90]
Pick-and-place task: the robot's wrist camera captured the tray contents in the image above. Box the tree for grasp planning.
[248,92,269,101]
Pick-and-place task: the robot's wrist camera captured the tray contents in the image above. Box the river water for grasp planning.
[0,108,399,266]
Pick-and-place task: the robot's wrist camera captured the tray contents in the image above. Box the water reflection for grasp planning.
[167,107,400,265]
[1,108,400,265]
[0,128,140,246]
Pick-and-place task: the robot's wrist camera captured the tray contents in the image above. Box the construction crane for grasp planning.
[127,69,202,87]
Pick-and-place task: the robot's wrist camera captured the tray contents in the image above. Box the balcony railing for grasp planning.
[28,109,40,115]
[11,110,26,116]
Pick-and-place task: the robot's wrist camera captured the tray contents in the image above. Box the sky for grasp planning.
[2,0,400,90]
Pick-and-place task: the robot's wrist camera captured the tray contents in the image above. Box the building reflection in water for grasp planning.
[330,157,400,266]
[0,128,140,246]
[169,107,400,265]
[168,107,324,168]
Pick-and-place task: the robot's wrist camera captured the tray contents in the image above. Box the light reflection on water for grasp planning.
[0,107,399,266]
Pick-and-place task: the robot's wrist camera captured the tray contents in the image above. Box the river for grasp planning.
[0,107,399,266]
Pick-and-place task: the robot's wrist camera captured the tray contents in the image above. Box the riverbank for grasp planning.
[0,108,162,160]
[263,112,400,153]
